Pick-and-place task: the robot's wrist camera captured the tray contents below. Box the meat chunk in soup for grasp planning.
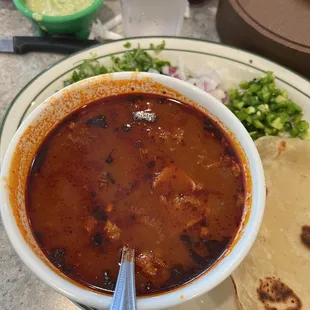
[153,166,196,195]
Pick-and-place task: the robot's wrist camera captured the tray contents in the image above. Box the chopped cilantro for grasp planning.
[64,41,170,86]
[124,42,131,48]
[150,40,166,54]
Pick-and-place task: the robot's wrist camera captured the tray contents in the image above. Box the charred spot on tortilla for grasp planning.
[276,140,287,158]
[301,225,310,249]
[257,277,302,310]
[266,186,268,197]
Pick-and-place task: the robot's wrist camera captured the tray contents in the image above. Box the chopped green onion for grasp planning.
[246,106,256,114]
[233,101,245,109]
[235,111,248,121]
[239,81,249,89]
[266,71,274,81]
[257,104,269,113]
[249,83,261,93]
[264,127,277,135]
[253,120,264,129]
[275,95,286,103]
[292,114,302,124]
[298,131,310,140]
[227,72,309,140]
[283,122,292,131]
[268,82,275,91]
[282,89,288,98]
[296,120,309,132]
[270,117,284,130]
[228,89,238,99]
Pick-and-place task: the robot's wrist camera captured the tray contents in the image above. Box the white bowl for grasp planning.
[0,72,265,309]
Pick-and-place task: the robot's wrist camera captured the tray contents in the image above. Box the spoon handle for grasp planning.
[126,249,137,310]
[110,247,137,310]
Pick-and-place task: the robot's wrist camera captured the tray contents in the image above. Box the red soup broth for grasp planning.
[26,93,245,295]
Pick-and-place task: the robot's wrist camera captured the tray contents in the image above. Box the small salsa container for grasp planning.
[13,0,103,39]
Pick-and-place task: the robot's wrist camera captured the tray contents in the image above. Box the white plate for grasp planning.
[1,37,309,310]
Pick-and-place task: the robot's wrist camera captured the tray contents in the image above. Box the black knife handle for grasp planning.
[13,36,100,54]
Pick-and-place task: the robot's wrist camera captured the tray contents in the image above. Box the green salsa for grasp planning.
[25,0,95,16]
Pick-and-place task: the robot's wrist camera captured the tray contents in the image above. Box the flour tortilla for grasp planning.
[232,136,310,310]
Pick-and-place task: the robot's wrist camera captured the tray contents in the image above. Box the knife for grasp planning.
[0,36,103,54]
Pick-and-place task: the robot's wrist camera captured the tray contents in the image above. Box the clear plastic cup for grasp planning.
[120,0,187,37]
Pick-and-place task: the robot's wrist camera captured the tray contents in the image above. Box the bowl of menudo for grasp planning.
[0,72,265,309]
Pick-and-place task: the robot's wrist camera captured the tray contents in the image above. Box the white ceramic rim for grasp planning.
[0,72,265,309]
